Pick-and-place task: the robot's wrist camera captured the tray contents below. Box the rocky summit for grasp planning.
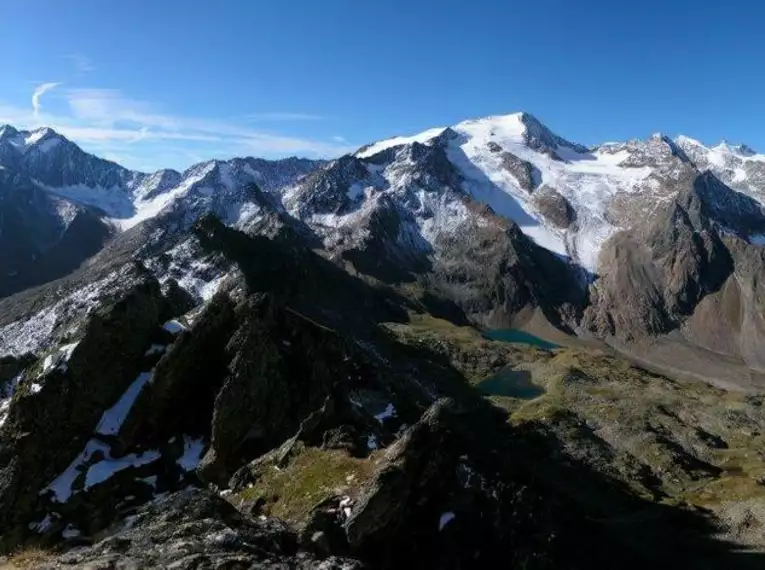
[2,113,765,569]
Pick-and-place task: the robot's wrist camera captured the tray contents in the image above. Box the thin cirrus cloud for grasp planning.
[62,54,95,73]
[1,84,353,171]
[241,112,325,122]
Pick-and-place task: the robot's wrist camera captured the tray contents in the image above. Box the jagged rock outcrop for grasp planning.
[584,171,765,370]
[428,206,584,330]
[337,195,432,282]
[0,267,173,544]
[519,112,590,158]
[198,293,378,486]
[285,155,373,218]
[122,293,238,446]
[584,173,736,339]
[680,237,765,370]
[487,141,538,192]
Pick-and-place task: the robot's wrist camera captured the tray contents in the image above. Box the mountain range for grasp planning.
[2,113,765,568]
[2,112,764,378]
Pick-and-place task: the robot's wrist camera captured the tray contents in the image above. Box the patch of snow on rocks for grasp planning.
[29,513,55,534]
[0,272,122,357]
[40,342,79,376]
[95,371,153,436]
[177,435,206,472]
[44,439,111,502]
[144,344,167,356]
[439,511,456,531]
[85,449,161,489]
[162,320,186,335]
[0,372,23,427]
[146,237,229,301]
[62,524,81,539]
[374,403,397,424]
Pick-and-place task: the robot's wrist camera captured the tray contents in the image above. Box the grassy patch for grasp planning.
[385,313,765,515]
[2,548,53,569]
[233,446,377,523]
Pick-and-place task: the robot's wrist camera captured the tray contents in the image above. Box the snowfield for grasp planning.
[356,113,663,270]
[351,113,765,271]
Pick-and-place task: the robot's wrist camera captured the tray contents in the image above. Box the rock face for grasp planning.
[199,293,370,485]
[429,212,585,330]
[584,171,765,370]
[532,186,577,229]
[487,141,539,192]
[345,398,516,566]
[680,237,765,370]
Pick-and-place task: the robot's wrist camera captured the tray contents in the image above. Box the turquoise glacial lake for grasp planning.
[483,329,560,350]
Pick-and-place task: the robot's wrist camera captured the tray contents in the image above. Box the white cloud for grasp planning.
[0,85,354,171]
[32,82,60,118]
[242,112,325,122]
[62,89,349,155]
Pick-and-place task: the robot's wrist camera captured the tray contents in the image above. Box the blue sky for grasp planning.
[1,0,762,171]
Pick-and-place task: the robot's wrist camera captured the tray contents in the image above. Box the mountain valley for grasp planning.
[1,112,765,568]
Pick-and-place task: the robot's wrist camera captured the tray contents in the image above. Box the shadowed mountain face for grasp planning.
[0,170,113,299]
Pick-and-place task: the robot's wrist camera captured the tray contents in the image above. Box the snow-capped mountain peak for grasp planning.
[711,139,758,157]
[0,126,65,155]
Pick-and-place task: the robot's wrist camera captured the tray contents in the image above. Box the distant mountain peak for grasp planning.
[0,124,19,138]
[513,112,589,155]
[676,135,759,159]
[737,143,758,156]
[713,139,758,157]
